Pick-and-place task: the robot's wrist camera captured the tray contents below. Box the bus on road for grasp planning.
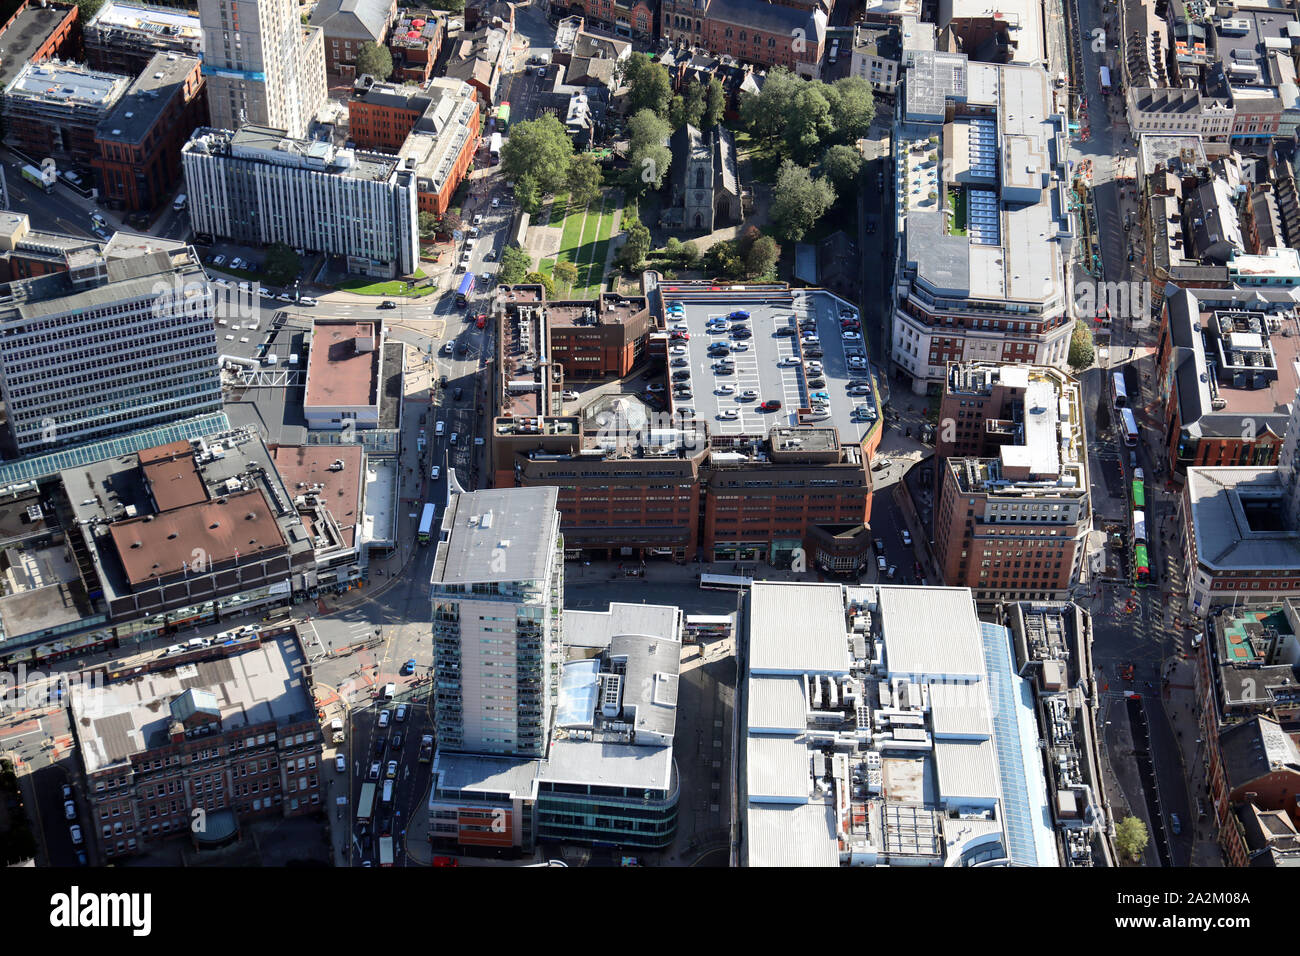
[699,573,752,592]
[1112,370,1128,408]
[1100,65,1112,94]
[418,503,436,545]
[356,782,376,825]
[455,272,475,307]
[684,614,734,642]
[1120,406,1139,446]
[379,835,394,866]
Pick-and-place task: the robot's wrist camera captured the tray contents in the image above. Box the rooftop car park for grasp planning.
[653,289,879,440]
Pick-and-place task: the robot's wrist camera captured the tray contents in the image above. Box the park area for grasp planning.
[538,190,620,299]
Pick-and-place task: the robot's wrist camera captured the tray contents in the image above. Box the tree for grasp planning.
[744,234,779,278]
[553,259,580,291]
[501,114,573,197]
[514,174,541,215]
[1069,320,1095,370]
[705,239,744,278]
[523,271,555,297]
[567,153,603,207]
[769,161,836,242]
[740,67,801,142]
[435,210,462,237]
[664,237,683,260]
[619,219,652,270]
[498,245,531,285]
[627,109,672,193]
[679,239,700,268]
[671,80,706,130]
[703,77,726,130]
[428,0,464,10]
[418,211,439,239]
[75,0,106,21]
[356,42,394,82]
[784,84,834,164]
[821,144,864,191]
[264,243,301,286]
[621,53,672,118]
[829,77,876,143]
[1115,815,1149,863]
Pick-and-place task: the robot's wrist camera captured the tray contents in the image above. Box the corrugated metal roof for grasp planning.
[934,738,1001,803]
[748,583,850,675]
[746,802,839,867]
[746,733,812,802]
[877,586,984,680]
[747,676,807,733]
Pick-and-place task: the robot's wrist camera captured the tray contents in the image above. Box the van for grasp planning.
[382,682,396,700]
[1129,451,1138,470]
[382,780,394,804]
[173,193,187,211]
[435,421,445,436]
[878,555,887,572]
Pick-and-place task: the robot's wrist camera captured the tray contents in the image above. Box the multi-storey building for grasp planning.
[83,1,204,75]
[933,363,1090,603]
[1193,602,1300,866]
[1156,287,1300,477]
[197,0,326,139]
[0,212,101,283]
[660,0,828,76]
[310,0,397,77]
[0,1,80,121]
[562,0,656,40]
[182,125,419,278]
[430,487,564,757]
[68,625,324,861]
[428,486,680,852]
[3,61,130,172]
[890,52,1075,395]
[93,53,208,212]
[302,320,385,430]
[741,582,1064,866]
[0,245,221,455]
[349,75,481,215]
[388,10,444,83]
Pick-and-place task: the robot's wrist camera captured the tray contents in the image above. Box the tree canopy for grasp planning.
[740,68,875,165]
[769,160,836,242]
[821,144,864,191]
[356,42,393,82]
[264,243,301,286]
[620,53,672,118]
[567,153,603,207]
[627,109,672,193]
[1068,321,1095,370]
[619,219,652,270]
[1115,816,1149,863]
[501,114,574,205]
[498,245,532,285]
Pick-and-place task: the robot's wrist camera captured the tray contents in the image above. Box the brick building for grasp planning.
[4,60,129,173]
[1157,287,1299,477]
[309,0,397,77]
[68,626,324,861]
[544,294,651,379]
[83,1,203,75]
[387,9,443,83]
[93,53,207,212]
[660,0,827,76]
[559,0,656,39]
[932,362,1090,603]
[0,1,80,109]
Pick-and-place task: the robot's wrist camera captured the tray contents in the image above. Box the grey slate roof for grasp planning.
[310,0,393,40]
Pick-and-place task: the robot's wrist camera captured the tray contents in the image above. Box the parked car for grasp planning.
[775,326,796,336]
[759,400,782,412]
[64,800,77,820]
[212,254,226,266]
[386,760,398,779]
[491,197,501,208]
[69,825,83,845]
[562,390,579,400]
[901,529,912,546]
[336,755,347,772]
[718,409,739,420]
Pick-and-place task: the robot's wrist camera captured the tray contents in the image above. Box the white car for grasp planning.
[396,704,408,722]
[562,390,579,400]
[806,362,823,374]
[378,710,391,727]
[69,825,83,845]
[230,257,244,270]
[430,465,440,480]
[212,254,226,266]
[731,342,749,351]
[718,409,739,420]
[670,345,687,355]
[335,755,347,773]
[715,384,735,395]
[647,383,666,393]
[64,800,76,820]
[386,760,398,779]
[676,406,695,417]
[780,356,801,367]
[738,389,758,401]
[842,331,862,340]
[491,197,501,208]
[461,252,472,264]
[473,214,483,226]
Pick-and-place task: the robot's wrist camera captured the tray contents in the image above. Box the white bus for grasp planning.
[1132,509,1147,544]
[699,572,752,592]
[1120,406,1139,447]
[684,614,734,642]
[1112,370,1128,408]
[418,503,436,544]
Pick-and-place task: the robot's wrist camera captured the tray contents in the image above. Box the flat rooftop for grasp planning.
[270,444,365,549]
[748,583,851,675]
[88,1,201,41]
[658,287,879,439]
[430,486,559,586]
[7,59,128,110]
[186,127,400,184]
[0,3,73,90]
[304,321,380,411]
[68,631,314,774]
[97,52,200,145]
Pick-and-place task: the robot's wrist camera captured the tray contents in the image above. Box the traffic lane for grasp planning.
[3,170,100,238]
[32,760,83,866]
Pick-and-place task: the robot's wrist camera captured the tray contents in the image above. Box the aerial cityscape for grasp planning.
[0,0,1296,883]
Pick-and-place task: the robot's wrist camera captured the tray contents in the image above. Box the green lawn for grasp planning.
[547,190,620,299]
[336,278,438,297]
[948,189,967,236]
